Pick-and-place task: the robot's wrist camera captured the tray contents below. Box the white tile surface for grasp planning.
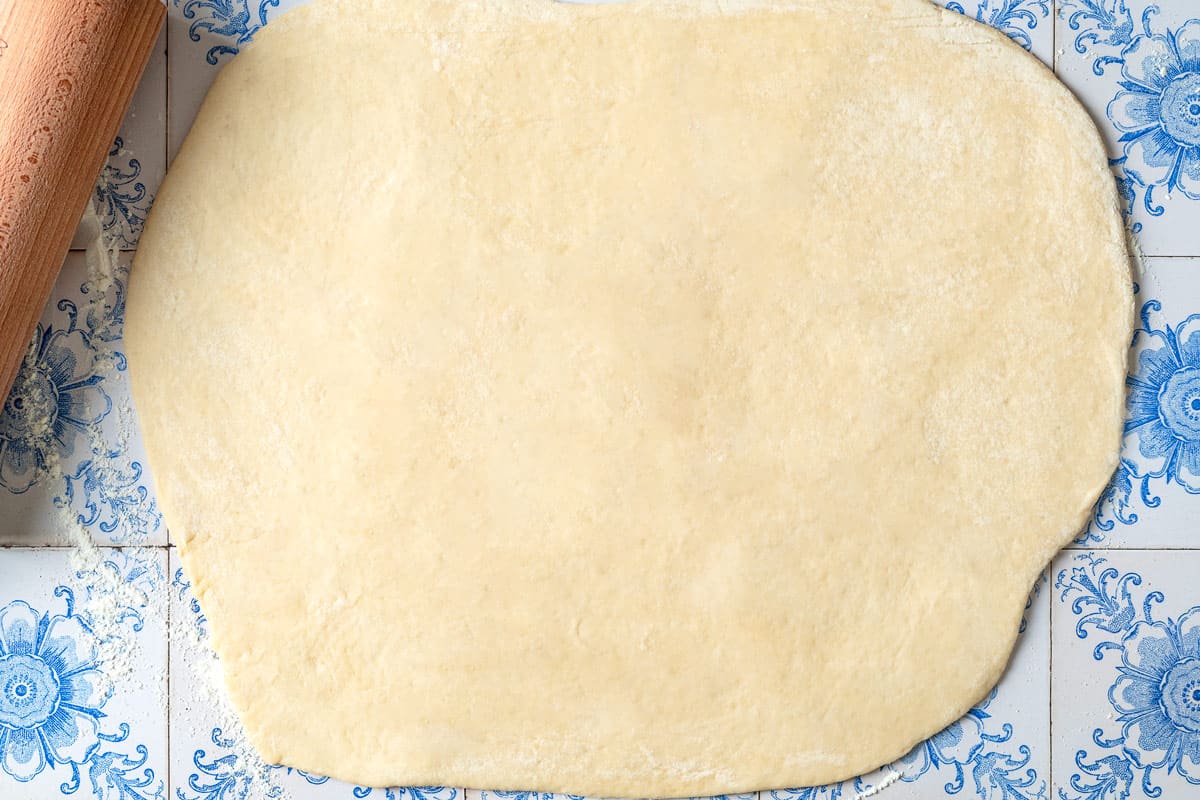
[167,0,313,162]
[70,28,167,252]
[1075,258,1200,549]
[1055,0,1200,255]
[0,253,165,548]
[0,547,167,796]
[1052,550,1200,799]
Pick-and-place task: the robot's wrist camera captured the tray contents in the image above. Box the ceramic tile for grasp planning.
[0,253,164,547]
[167,0,313,162]
[70,27,167,252]
[0,547,167,798]
[1052,549,1200,799]
[1076,258,1200,549]
[1055,1,1200,254]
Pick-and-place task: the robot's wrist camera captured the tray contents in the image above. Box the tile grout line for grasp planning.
[1065,545,1200,551]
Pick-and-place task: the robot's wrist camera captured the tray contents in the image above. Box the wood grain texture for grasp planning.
[0,0,164,399]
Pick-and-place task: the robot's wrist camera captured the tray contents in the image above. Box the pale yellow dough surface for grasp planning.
[126,0,1132,793]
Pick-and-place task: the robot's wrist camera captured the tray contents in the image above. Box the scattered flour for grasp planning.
[853,769,902,799]
[172,575,291,800]
[62,505,152,686]
[0,192,143,682]
[54,183,285,798]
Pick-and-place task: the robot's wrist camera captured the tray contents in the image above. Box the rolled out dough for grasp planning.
[125,0,1131,794]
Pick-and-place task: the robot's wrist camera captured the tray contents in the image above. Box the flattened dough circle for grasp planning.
[126,0,1131,793]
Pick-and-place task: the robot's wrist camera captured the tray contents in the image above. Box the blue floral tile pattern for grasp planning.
[0,324,110,494]
[176,727,335,799]
[1057,1,1200,249]
[1055,552,1200,799]
[0,255,162,547]
[893,701,1045,799]
[94,140,153,251]
[1123,301,1200,489]
[58,455,162,541]
[174,0,283,64]
[1106,21,1200,202]
[0,598,112,781]
[1077,261,1200,548]
[1107,615,1200,780]
[477,793,578,800]
[1084,294,1197,541]
[0,549,167,799]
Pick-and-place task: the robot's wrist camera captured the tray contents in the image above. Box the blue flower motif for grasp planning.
[68,744,165,799]
[1056,556,1146,643]
[0,324,111,493]
[1107,609,1200,782]
[1060,751,1136,800]
[1108,21,1200,201]
[770,788,845,800]
[1124,303,1200,493]
[1053,555,1200,799]
[0,599,112,782]
[1079,458,1161,544]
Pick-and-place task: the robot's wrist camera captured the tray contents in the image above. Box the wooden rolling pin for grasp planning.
[0,0,165,400]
